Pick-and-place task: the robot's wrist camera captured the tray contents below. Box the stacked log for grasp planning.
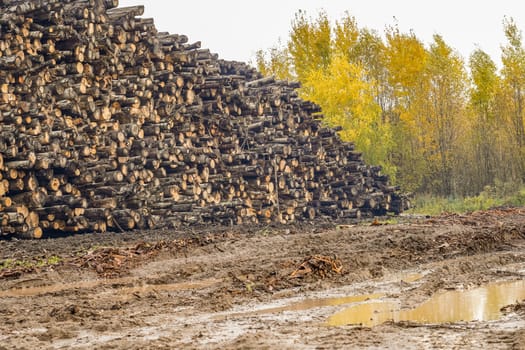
[0,0,408,238]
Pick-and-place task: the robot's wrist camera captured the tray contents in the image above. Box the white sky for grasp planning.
[119,0,525,67]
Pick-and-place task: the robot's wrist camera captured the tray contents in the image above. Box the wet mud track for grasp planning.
[1,208,525,349]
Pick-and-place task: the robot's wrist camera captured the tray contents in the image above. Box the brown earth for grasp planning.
[1,208,525,349]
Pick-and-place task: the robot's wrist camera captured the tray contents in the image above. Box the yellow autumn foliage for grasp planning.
[256,11,525,196]
[301,54,395,178]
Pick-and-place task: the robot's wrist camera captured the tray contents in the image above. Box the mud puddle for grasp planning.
[328,279,525,327]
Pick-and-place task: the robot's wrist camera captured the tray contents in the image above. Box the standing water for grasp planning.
[328,280,525,327]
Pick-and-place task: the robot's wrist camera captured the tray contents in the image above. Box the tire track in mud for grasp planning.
[0,277,221,298]
[1,209,525,349]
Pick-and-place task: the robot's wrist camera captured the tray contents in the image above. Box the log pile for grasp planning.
[0,0,408,238]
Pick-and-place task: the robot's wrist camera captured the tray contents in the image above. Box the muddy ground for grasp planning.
[1,208,525,349]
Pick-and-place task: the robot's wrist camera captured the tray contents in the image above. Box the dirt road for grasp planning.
[1,208,525,349]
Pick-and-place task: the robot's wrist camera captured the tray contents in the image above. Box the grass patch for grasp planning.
[0,256,62,271]
[408,181,525,215]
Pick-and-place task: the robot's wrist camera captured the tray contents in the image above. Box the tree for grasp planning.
[333,12,360,60]
[288,10,332,82]
[383,27,429,192]
[501,17,525,177]
[421,35,468,195]
[468,49,500,191]
[254,40,293,81]
[255,10,525,197]
[300,53,395,177]
[384,26,428,120]
[353,28,393,123]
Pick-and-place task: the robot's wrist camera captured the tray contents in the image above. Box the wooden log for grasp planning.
[16,227,43,239]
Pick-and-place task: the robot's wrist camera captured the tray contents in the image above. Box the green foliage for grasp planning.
[0,259,16,270]
[45,255,62,266]
[409,181,525,215]
[0,256,62,271]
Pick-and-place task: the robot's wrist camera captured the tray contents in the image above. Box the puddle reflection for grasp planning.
[329,302,398,327]
[399,273,424,283]
[328,280,525,327]
[222,293,384,320]
[251,293,385,315]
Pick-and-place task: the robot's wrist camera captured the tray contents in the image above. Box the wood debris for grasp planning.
[73,239,190,276]
[290,255,343,278]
